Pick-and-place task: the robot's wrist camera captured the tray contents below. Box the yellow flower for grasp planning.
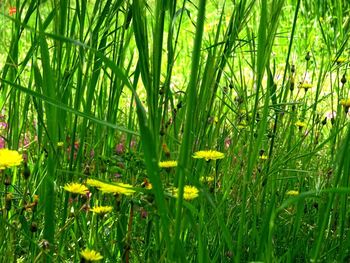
[159,160,177,168]
[295,121,307,128]
[259,155,268,160]
[173,185,199,200]
[299,83,312,91]
[57,142,64,147]
[336,57,346,64]
[98,182,135,196]
[286,190,299,196]
[340,99,350,107]
[63,183,88,195]
[0,149,22,170]
[80,248,103,261]
[193,150,225,161]
[90,205,113,214]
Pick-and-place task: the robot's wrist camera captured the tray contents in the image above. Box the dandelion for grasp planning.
[193,150,225,161]
[259,155,268,160]
[159,160,177,168]
[80,248,103,262]
[173,185,199,200]
[0,149,22,170]
[295,121,307,129]
[90,206,113,215]
[335,57,346,64]
[63,183,88,195]
[340,99,350,107]
[299,83,312,91]
[286,190,299,196]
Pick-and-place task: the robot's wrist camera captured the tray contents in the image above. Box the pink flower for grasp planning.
[224,137,232,149]
[115,143,125,155]
[0,137,5,149]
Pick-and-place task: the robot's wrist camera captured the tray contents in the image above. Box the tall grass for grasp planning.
[0,0,350,262]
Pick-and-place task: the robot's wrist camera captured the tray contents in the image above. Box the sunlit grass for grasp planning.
[0,0,349,262]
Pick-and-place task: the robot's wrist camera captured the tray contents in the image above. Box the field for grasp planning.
[0,0,350,262]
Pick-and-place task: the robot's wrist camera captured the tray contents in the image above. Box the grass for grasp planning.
[0,0,350,262]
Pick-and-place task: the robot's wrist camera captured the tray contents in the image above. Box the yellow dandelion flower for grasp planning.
[299,83,312,91]
[63,183,88,195]
[340,99,350,107]
[295,121,307,128]
[0,149,22,170]
[98,182,135,196]
[193,150,225,161]
[286,190,299,196]
[259,155,268,160]
[90,205,113,214]
[80,248,103,261]
[173,185,199,200]
[159,160,178,168]
[335,57,346,64]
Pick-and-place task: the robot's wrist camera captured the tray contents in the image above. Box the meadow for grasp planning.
[0,0,350,262]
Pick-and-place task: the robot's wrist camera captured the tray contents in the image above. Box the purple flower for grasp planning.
[0,137,5,149]
[115,143,125,155]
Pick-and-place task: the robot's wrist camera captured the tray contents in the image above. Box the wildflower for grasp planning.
[115,143,125,155]
[173,185,199,200]
[0,149,22,170]
[9,7,16,16]
[340,99,350,113]
[335,57,346,64]
[259,155,268,160]
[90,206,113,215]
[63,183,88,195]
[295,121,307,129]
[98,182,135,196]
[340,99,350,107]
[159,160,177,168]
[286,190,299,196]
[193,150,225,161]
[80,248,103,261]
[0,137,5,149]
[299,83,312,91]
